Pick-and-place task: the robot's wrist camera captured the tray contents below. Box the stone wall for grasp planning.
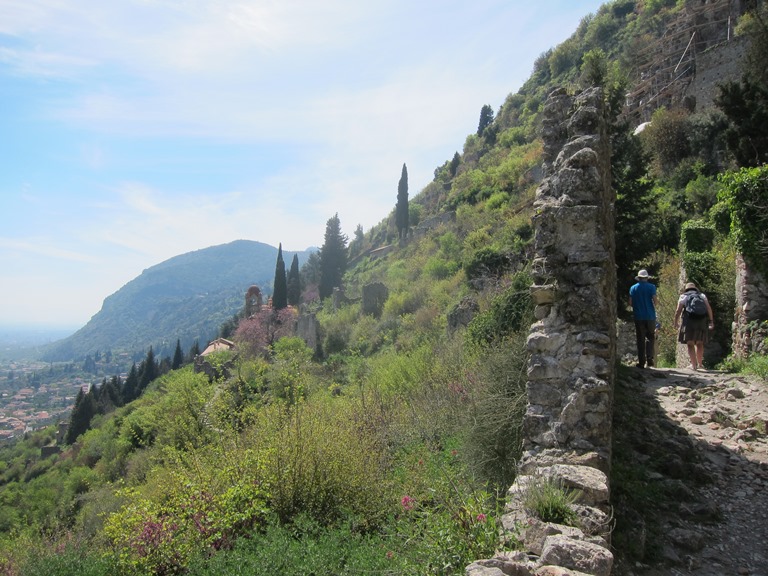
[733,254,768,358]
[686,36,747,111]
[523,86,616,473]
[467,87,616,576]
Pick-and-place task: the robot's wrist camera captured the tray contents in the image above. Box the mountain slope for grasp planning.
[42,240,315,361]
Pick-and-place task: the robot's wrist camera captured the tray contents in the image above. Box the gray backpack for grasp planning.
[684,292,707,319]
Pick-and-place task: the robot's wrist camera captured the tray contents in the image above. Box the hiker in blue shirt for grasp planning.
[629,269,658,368]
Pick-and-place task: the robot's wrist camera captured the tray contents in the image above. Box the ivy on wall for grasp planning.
[717,166,768,278]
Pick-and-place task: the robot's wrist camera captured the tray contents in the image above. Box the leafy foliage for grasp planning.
[718,166,768,277]
[466,270,533,347]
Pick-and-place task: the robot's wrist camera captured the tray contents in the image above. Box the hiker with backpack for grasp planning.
[673,282,714,371]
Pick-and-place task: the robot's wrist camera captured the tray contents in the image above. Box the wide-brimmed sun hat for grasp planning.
[636,269,651,280]
[684,282,698,291]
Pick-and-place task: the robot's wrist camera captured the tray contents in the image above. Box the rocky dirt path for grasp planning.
[620,367,768,576]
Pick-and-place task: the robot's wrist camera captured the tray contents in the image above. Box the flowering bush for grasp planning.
[104,448,269,575]
[234,308,297,358]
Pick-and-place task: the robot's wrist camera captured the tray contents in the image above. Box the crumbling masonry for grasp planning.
[468,87,617,576]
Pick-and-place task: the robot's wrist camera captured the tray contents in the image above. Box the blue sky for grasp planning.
[1,0,605,329]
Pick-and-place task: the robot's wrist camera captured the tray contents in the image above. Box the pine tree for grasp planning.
[122,363,139,403]
[272,243,288,309]
[172,339,184,370]
[137,347,158,396]
[319,213,348,299]
[395,163,409,240]
[477,104,494,136]
[101,375,123,410]
[287,253,301,306]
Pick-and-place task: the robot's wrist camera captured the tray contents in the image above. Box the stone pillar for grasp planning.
[523,87,617,474]
[733,254,768,357]
[467,87,616,576]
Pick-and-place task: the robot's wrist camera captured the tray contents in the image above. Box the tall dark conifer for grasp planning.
[122,363,139,403]
[395,163,409,239]
[137,347,157,396]
[65,387,97,444]
[172,339,184,370]
[477,104,494,136]
[272,243,288,309]
[287,253,301,306]
[319,213,348,299]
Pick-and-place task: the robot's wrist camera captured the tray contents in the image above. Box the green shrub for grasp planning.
[466,271,533,346]
[485,191,511,210]
[104,445,271,575]
[248,399,393,526]
[464,337,528,493]
[424,256,459,280]
[464,247,509,280]
[12,539,114,576]
[186,517,401,576]
[522,476,580,526]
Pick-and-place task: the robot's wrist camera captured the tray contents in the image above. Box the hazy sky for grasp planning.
[1,0,605,329]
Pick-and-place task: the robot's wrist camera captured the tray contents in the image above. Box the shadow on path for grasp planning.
[611,365,768,576]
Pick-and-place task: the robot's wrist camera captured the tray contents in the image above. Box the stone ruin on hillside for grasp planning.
[468,87,617,576]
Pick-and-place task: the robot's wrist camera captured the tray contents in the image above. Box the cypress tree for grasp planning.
[272,243,288,309]
[287,253,301,306]
[65,387,97,444]
[122,363,139,403]
[319,213,348,299]
[172,339,184,370]
[395,163,409,239]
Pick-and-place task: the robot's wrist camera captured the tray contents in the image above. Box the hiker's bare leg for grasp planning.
[687,342,698,369]
[696,341,705,367]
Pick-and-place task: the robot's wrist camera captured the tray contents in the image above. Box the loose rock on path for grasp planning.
[619,366,768,576]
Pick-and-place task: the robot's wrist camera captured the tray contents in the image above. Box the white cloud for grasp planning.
[0,0,607,326]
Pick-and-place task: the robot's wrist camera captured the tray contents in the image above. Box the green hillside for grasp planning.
[41,240,316,362]
[2,0,767,574]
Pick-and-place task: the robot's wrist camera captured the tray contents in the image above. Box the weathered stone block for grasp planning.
[540,535,613,576]
[545,464,609,505]
[530,284,556,305]
[526,331,566,352]
[527,382,563,407]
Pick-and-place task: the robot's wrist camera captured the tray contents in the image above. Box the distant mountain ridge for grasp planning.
[42,240,315,362]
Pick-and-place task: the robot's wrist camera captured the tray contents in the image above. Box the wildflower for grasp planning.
[400,495,415,511]
[386,550,395,560]
[476,513,487,523]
